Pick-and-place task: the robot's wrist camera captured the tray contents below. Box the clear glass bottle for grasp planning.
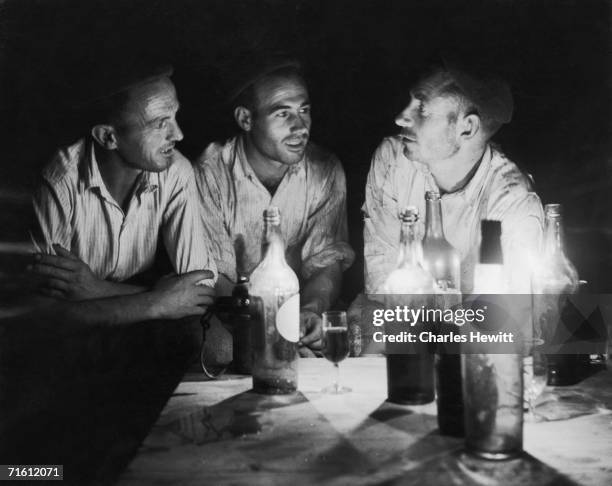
[382,207,436,405]
[532,203,580,385]
[463,220,523,460]
[421,191,463,437]
[249,207,300,394]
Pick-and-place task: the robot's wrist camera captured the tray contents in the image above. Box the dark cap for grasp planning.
[72,61,174,108]
[442,57,513,125]
[222,51,302,105]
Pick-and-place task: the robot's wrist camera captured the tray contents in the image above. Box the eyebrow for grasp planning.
[144,102,180,125]
[267,100,311,114]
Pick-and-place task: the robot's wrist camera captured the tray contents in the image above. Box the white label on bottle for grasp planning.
[276,293,300,342]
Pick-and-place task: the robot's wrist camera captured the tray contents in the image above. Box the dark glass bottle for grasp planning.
[422,191,461,292]
[422,191,463,436]
[382,207,436,405]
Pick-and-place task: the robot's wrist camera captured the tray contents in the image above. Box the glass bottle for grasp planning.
[382,207,436,405]
[463,220,523,460]
[249,207,300,394]
[422,191,461,293]
[532,204,580,385]
[421,191,463,436]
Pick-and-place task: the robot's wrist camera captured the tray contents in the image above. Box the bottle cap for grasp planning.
[264,206,281,224]
[399,206,419,223]
[544,203,562,217]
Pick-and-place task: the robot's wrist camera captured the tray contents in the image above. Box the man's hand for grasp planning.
[152,270,216,320]
[299,309,322,353]
[28,244,108,301]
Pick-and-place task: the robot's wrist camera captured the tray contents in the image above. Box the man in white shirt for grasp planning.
[195,60,354,356]
[29,65,216,325]
[350,59,543,352]
[364,59,543,295]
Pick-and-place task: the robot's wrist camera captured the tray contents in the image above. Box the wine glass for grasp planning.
[523,338,547,421]
[321,311,352,394]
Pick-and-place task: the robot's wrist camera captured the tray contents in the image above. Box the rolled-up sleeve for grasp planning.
[31,178,73,254]
[363,140,403,294]
[300,157,355,280]
[162,159,218,282]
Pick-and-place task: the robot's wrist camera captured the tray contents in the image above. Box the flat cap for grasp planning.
[442,57,513,124]
[222,51,302,104]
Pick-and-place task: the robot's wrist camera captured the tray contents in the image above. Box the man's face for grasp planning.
[113,77,184,172]
[247,74,311,166]
[395,72,462,166]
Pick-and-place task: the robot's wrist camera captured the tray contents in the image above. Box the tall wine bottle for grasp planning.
[249,207,300,394]
[422,191,463,436]
[382,207,436,404]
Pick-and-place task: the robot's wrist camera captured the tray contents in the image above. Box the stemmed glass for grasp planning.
[321,311,352,394]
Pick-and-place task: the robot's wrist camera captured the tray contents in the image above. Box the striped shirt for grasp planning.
[31,138,216,282]
[194,135,354,282]
[364,136,544,294]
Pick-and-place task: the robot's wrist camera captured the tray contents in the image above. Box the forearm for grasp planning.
[31,291,167,327]
[300,262,342,314]
[98,280,148,298]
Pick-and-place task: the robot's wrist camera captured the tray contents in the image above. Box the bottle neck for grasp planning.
[543,215,564,256]
[263,221,286,262]
[398,221,421,266]
[424,197,445,240]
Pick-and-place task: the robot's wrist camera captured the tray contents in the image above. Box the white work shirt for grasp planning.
[363,136,544,294]
[194,135,354,282]
[31,138,217,282]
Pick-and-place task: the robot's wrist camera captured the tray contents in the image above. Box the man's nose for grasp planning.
[169,120,184,142]
[290,113,310,133]
[395,105,414,128]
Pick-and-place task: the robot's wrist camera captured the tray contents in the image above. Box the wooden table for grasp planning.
[118,358,612,486]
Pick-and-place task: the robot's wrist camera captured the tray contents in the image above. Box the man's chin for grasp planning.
[281,150,306,165]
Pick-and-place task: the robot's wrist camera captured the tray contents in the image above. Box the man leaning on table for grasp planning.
[29,62,217,325]
[194,56,354,358]
[351,56,544,345]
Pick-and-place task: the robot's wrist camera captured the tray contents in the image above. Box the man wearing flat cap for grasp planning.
[363,58,543,295]
[29,64,217,324]
[194,58,354,356]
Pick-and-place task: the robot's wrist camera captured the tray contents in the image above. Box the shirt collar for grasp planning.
[405,141,492,202]
[82,139,106,191]
[450,144,492,202]
[232,134,306,182]
[82,139,159,197]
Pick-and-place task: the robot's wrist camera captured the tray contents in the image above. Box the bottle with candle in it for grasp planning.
[382,207,436,405]
[532,203,580,385]
[249,207,300,394]
[462,220,523,460]
[421,191,463,436]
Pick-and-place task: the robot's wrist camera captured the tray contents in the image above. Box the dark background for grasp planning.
[0,0,610,297]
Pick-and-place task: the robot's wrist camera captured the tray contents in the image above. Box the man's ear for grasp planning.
[458,113,481,140]
[234,106,253,132]
[91,124,118,149]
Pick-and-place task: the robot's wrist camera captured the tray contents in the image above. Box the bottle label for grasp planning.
[276,293,299,342]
